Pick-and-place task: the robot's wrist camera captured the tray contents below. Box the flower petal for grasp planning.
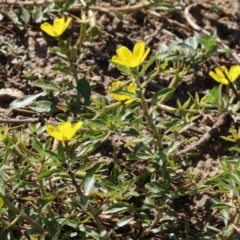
[108,81,124,90]
[108,81,130,101]
[109,92,125,102]
[58,121,72,132]
[229,65,240,82]
[116,46,133,61]
[140,47,150,63]
[111,43,150,68]
[62,121,82,140]
[63,128,75,141]
[63,17,72,32]
[133,42,145,62]
[209,69,228,85]
[111,56,128,66]
[125,98,135,105]
[46,125,64,141]
[219,66,229,80]
[40,22,56,37]
[73,121,83,132]
[127,83,136,93]
[53,17,66,36]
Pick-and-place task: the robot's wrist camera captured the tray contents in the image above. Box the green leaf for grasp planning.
[112,11,123,21]
[44,193,57,201]
[167,140,181,154]
[181,97,191,109]
[86,162,106,175]
[227,173,240,186]
[140,212,150,227]
[69,143,76,162]
[10,92,45,109]
[160,210,178,220]
[151,87,175,101]
[78,225,99,239]
[21,7,30,24]
[109,88,136,97]
[4,6,18,24]
[79,195,88,211]
[84,174,95,196]
[140,54,159,75]
[128,152,152,160]
[114,216,134,229]
[77,140,101,157]
[103,202,131,214]
[42,2,55,13]
[0,178,5,195]
[33,80,59,91]
[57,141,66,163]
[38,170,57,179]
[121,128,139,136]
[99,230,108,240]
[211,203,233,209]
[77,78,91,105]
[230,147,240,152]
[45,150,61,162]
[145,182,165,195]
[220,209,230,227]
[87,26,103,40]
[56,114,74,122]
[30,100,57,113]
[124,138,152,147]
[43,162,62,168]
[180,36,199,50]
[62,0,77,11]
[32,7,43,23]
[160,59,168,70]
[217,48,232,54]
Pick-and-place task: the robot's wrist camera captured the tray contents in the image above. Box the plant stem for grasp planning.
[0,192,52,239]
[71,63,80,101]
[216,212,240,239]
[63,140,107,234]
[155,102,178,114]
[38,179,54,215]
[135,76,163,150]
[137,200,166,239]
[75,10,87,49]
[159,67,188,104]
[67,170,108,236]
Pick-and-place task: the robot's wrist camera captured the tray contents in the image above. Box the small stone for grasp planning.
[0,88,24,102]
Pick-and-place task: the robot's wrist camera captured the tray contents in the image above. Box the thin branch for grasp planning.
[0,118,39,124]
[184,3,240,63]
[0,192,52,239]
[176,113,229,159]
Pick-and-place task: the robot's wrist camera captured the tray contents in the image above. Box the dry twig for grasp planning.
[176,113,229,159]
[184,3,240,63]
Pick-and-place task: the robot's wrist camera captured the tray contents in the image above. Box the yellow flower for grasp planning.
[209,66,240,85]
[112,42,150,68]
[40,17,72,37]
[108,81,137,105]
[46,121,83,141]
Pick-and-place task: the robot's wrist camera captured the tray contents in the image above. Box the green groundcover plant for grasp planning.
[1,2,240,240]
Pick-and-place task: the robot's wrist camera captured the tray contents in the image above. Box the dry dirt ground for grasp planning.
[0,0,240,239]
